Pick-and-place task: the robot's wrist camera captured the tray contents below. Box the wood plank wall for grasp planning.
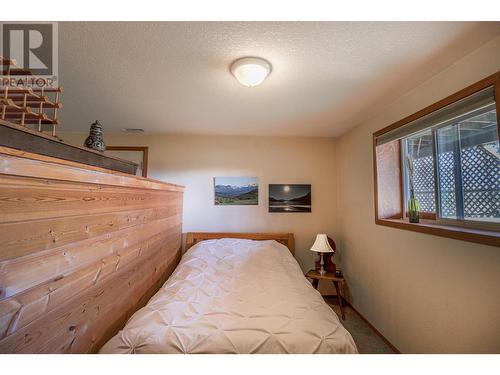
[0,147,184,353]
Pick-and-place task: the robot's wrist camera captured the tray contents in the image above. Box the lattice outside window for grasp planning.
[402,106,499,225]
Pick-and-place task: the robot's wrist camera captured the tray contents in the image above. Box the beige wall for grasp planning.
[61,133,337,273]
[60,36,500,353]
[336,36,500,353]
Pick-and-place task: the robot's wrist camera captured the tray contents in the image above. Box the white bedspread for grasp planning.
[100,238,358,354]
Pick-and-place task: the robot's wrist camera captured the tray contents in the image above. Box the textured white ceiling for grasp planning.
[58,22,500,136]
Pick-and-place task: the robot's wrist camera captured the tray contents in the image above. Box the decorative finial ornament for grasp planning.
[84,120,106,152]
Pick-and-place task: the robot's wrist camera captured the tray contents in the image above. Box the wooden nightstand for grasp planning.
[306,269,346,320]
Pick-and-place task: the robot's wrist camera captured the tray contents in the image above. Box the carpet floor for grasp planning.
[324,296,397,354]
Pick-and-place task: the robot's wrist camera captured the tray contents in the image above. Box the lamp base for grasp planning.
[315,254,336,273]
[319,253,326,275]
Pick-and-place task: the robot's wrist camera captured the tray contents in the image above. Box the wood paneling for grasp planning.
[0,205,182,261]
[0,178,180,224]
[0,120,138,175]
[0,147,184,353]
[0,146,183,191]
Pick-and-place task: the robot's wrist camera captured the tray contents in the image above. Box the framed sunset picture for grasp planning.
[214,177,259,205]
[268,184,311,212]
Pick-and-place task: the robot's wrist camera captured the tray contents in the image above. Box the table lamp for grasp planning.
[310,234,334,275]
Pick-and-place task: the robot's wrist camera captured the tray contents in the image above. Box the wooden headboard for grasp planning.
[0,146,184,353]
[185,232,295,255]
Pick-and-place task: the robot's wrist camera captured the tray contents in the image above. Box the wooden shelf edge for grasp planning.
[376,218,500,248]
[0,145,185,193]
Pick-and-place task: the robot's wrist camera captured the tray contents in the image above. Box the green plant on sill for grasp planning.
[406,154,420,223]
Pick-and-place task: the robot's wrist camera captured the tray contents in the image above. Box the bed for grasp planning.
[100,232,358,354]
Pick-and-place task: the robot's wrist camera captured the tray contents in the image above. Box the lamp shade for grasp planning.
[310,234,334,253]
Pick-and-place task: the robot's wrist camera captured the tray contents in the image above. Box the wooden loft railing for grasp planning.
[1,56,63,136]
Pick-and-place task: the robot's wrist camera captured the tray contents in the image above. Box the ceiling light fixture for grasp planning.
[230,57,272,87]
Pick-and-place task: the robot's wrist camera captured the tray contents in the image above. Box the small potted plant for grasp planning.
[407,155,420,223]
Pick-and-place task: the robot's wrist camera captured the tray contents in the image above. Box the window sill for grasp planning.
[376,218,500,247]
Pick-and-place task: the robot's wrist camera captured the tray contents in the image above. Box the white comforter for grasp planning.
[100,238,358,354]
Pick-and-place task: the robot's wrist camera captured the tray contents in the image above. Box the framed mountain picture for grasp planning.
[268,184,311,212]
[214,177,259,205]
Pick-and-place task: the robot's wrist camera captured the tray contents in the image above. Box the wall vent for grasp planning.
[122,128,145,133]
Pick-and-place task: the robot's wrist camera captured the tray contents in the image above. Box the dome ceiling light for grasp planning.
[230,57,272,87]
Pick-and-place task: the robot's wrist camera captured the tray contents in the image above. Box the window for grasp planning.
[402,100,499,226]
[435,106,498,223]
[373,72,500,247]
